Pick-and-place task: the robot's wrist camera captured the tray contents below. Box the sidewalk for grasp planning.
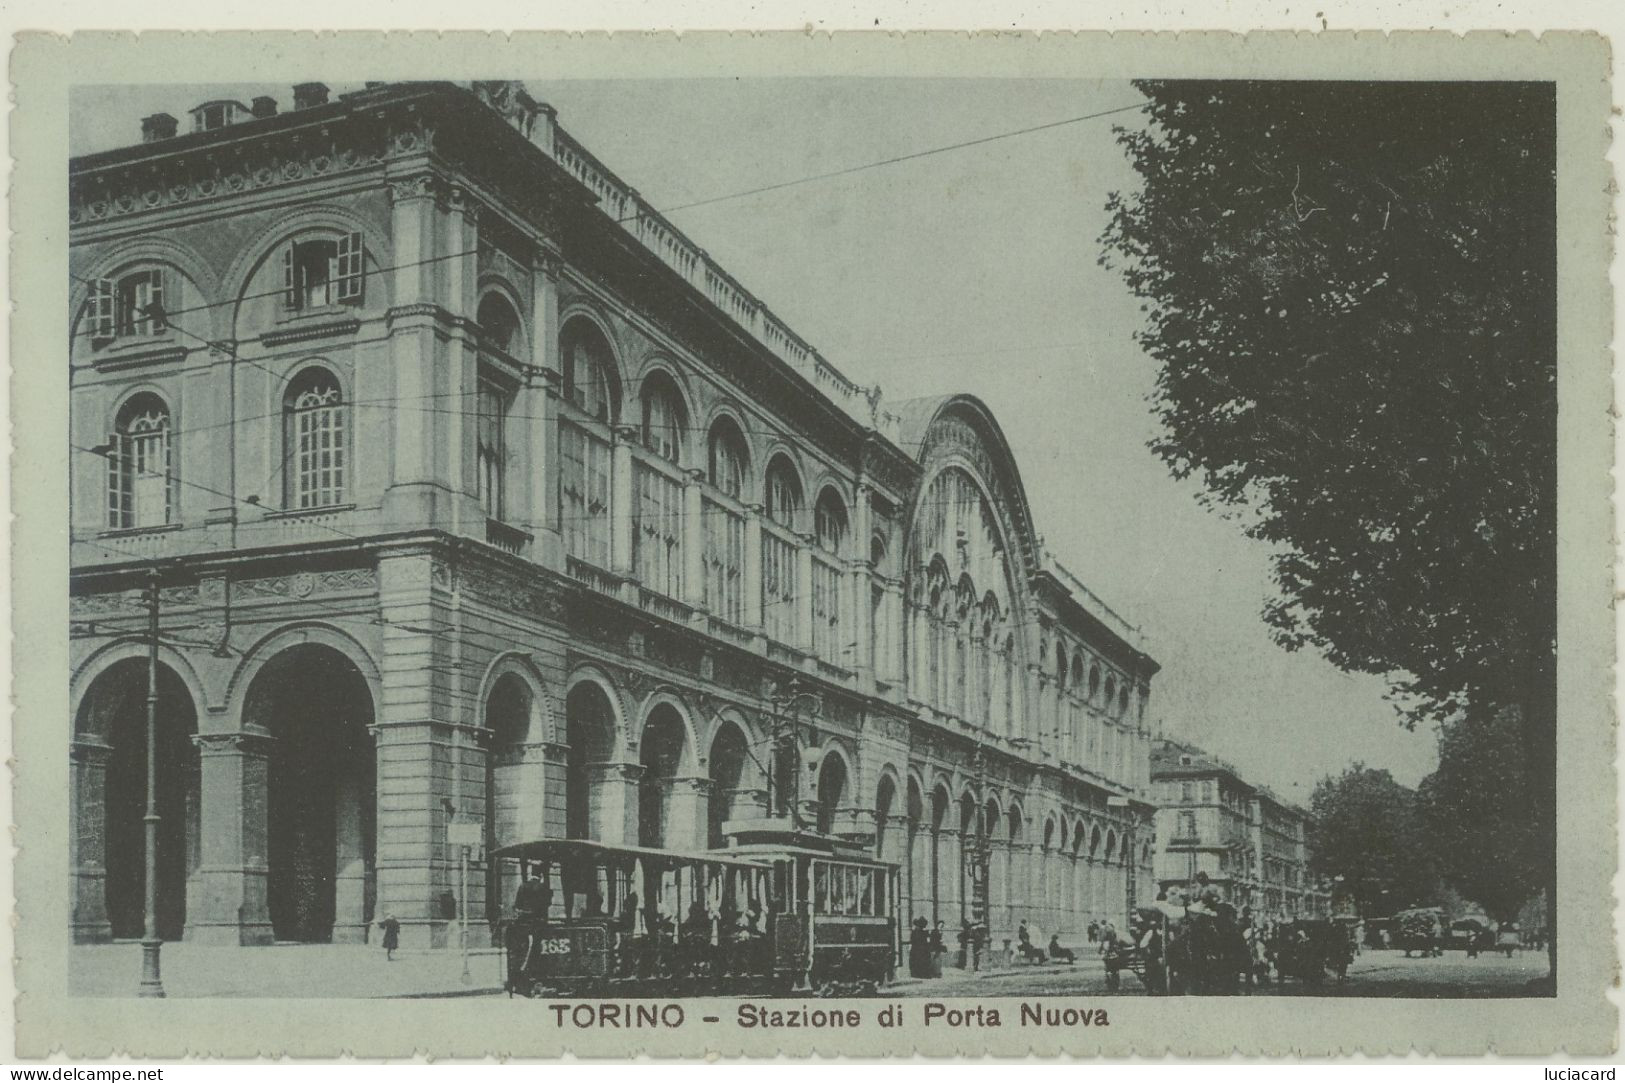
[889,953,1106,989]
[69,942,505,998]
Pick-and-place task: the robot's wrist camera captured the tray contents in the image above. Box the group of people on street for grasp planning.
[905,915,1084,977]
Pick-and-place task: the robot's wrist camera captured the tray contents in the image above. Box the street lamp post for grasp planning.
[139,567,165,998]
[767,680,821,826]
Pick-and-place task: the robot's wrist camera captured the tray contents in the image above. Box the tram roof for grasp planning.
[490,837,771,871]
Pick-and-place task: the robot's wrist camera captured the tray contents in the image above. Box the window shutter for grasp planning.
[92,278,115,340]
[147,269,167,333]
[283,245,298,309]
[337,230,363,302]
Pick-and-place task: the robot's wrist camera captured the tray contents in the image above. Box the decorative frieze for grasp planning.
[70,113,429,225]
[238,568,377,600]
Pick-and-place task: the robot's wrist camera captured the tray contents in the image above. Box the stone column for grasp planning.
[588,761,642,845]
[909,600,929,704]
[183,731,274,946]
[850,481,873,684]
[727,785,769,823]
[988,837,1008,936]
[682,469,706,611]
[610,426,638,579]
[665,776,711,851]
[332,756,370,944]
[70,739,113,943]
[938,827,962,933]
[795,533,814,652]
[492,740,554,849]
[742,504,764,632]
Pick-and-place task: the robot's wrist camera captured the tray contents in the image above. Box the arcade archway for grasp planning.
[243,643,375,943]
[73,658,199,941]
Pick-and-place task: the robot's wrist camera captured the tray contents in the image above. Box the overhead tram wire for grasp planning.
[615,101,1153,221]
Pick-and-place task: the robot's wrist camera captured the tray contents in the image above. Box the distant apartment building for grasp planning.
[1149,740,1329,919]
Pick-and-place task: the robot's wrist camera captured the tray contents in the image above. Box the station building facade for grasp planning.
[68,81,1159,950]
[1150,740,1329,919]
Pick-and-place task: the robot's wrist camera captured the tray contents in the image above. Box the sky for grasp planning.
[71,78,1442,796]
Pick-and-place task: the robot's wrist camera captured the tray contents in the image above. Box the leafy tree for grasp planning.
[1100,81,1556,970]
[1307,765,1438,918]
[1418,705,1541,923]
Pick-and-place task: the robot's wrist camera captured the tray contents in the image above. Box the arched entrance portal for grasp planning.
[815,753,848,836]
[484,672,532,928]
[637,706,687,849]
[707,721,749,850]
[244,644,375,944]
[73,658,199,941]
[565,682,616,840]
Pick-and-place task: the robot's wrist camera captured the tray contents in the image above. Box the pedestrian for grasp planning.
[514,871,547,920]
[909,916,931,977]
[1018,917,1045,963]
[1047,933,1075,964]
[377,912,401,962]
[929,920,947,978]
[1086,920,1099,944]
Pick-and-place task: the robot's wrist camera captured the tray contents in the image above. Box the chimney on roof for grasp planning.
[250,95,278,119]
[292,82,330,110]
[140,112,178,143]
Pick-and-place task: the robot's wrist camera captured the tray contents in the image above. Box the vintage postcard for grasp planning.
[8,30,1616,1058]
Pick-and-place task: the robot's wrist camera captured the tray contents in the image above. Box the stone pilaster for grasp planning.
[610,426,637,577]
[70,739,113,943]
[383,173,446,526]
[682,469,706,612]
[185,731,275,946]
[665,776,711,851]
[742,504,764,634]
[794,532,814,651]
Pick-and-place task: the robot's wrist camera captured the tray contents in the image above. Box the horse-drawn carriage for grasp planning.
[1105,902,1250,995]
[1394,906,1448,957]
[1270,919,1355,984]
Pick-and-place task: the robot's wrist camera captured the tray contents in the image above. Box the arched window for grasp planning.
[954,578,975,718]
[814,489,847,555]
[763,455,802,528]
[640,372,686,463]
[706,417,748,499]
[108,393,172,529]
[760,455,803,645]
[476,369,511,520]
[477,292,522,357]
[283,369,346,510]
[1089,663,1102,701]
[560,318,615,423]
[871,533,897,676]
[811,489,848,661]
[88,268,169,343]
[926,564,949,709]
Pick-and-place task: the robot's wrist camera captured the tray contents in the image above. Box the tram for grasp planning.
[493,827,900,998]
